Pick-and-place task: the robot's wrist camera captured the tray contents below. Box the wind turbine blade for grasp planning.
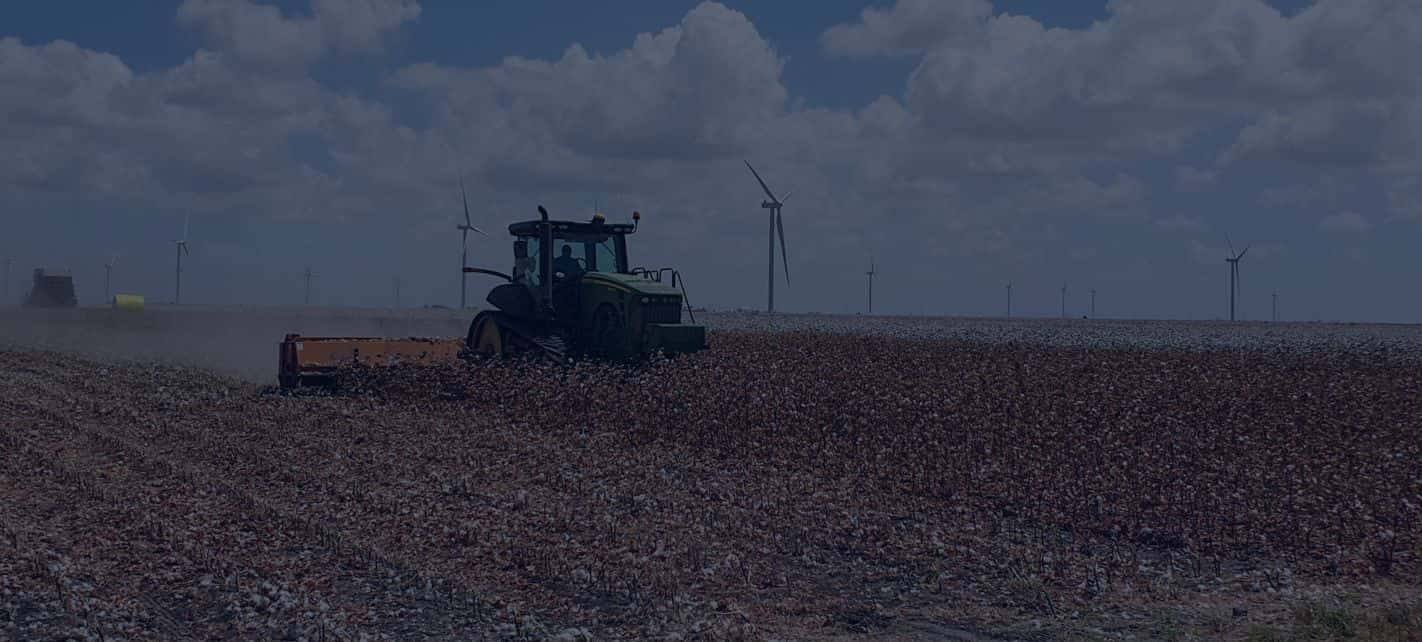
[472,226,489,237]
[460,177,472,227]
[1237,245,1250,260]
[776,210,790,285]
[780,191,793,204]
[1225,234,1235,258]
[744,160,779,203]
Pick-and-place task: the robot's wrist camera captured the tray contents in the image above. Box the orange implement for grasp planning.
[278,334,464,388]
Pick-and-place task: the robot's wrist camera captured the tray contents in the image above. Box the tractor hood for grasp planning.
[582,272,683,297]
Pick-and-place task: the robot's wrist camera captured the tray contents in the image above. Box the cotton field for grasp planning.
[2,309,1421,639]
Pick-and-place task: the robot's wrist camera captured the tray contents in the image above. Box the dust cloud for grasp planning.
[0,306,474,384]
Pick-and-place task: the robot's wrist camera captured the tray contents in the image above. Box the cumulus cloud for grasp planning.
[1036,173,1146,214]
[176,0,420,67]
[392,2,786,169]
[1174,167,1218,192]
[821,0,991,58]
[1318,210,1373,234]
[824,0,1422,173]
[3,0,1419,313]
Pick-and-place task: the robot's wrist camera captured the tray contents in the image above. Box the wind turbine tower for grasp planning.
[1272,291,1278,323]
[174,215,190,304]
[865,257,875,314]
[1006,282,1012,318]
[744,161,791,313]
[104,255,118,303]
[304,266,313,305]
[1225,238,1250,321]
[456,178,488,309]
[1090,288,1097,318]
[1060,283,1068,319]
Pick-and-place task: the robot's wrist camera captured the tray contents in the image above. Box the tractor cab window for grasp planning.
[588,235,621,273]
[554,232,627,274]
[553,242,584,280]
[514,237,540,286]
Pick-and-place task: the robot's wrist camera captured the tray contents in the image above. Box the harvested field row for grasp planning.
[3,329,1421,639]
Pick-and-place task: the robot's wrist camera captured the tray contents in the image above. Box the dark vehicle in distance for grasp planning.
[24,268,78,308]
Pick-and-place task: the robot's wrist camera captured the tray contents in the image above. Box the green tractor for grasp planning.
[463,206,706,361]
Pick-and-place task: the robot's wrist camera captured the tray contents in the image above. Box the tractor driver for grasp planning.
[553,244,584,281]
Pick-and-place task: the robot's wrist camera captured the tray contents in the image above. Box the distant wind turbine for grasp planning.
[1060,283,1068,319]
[104,254,118,303]
[1006,282,1012,318]
[304,266,314,305]
[174,215,190,304]
[1272,291,1278,323]
[1090,288,1097,318]
[744,161,791,313]
[457,177,488,309]
[865,256,875,314]
[1225,236,1250,322]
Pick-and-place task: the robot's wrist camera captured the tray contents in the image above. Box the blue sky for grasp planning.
[1,0,1419,322]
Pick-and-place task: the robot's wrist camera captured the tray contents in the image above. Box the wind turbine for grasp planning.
[1006,282,1012,318]
[304,266,314,306]
[1272,291,1278,322]
[865,256,875,314]
[1090,288,1097,318]
[174,215,190,304]
[456,178,488,309]
[1225,237,1250,322]
[744,161,791,313]
[1060,283,1068,319]
[104,255,118,303]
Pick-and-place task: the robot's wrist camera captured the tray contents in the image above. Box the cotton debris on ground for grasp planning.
[1,319,1421,640]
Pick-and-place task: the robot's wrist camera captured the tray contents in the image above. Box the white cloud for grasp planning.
[3,0,1420,315]
[176,0,420,68]
[1034,173,1146,214]
[392,2,787,167]
[824,0,1422,173]
[1318,210,1373,234]
[821,0,991,58]
[1174,166,1217,192]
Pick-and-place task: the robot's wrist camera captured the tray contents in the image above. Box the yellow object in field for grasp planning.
[113,294,144,310]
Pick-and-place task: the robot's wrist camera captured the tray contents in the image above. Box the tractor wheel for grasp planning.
[467,313,507,357]
[591,303,623,358]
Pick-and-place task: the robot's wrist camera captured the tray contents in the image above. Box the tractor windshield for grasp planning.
[514,230,629,282]
[555,232,627,274]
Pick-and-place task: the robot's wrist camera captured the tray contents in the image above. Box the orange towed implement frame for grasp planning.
[278,334,465,388]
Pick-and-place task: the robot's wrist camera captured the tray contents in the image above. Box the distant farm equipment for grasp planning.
[24,268,78,308]
[113,294,145,310]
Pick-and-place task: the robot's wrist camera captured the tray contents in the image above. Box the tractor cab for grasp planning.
[506,214,633,320]
[468,207,705,360]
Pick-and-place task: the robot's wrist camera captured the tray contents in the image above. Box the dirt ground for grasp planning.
[2,309,1421,640]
